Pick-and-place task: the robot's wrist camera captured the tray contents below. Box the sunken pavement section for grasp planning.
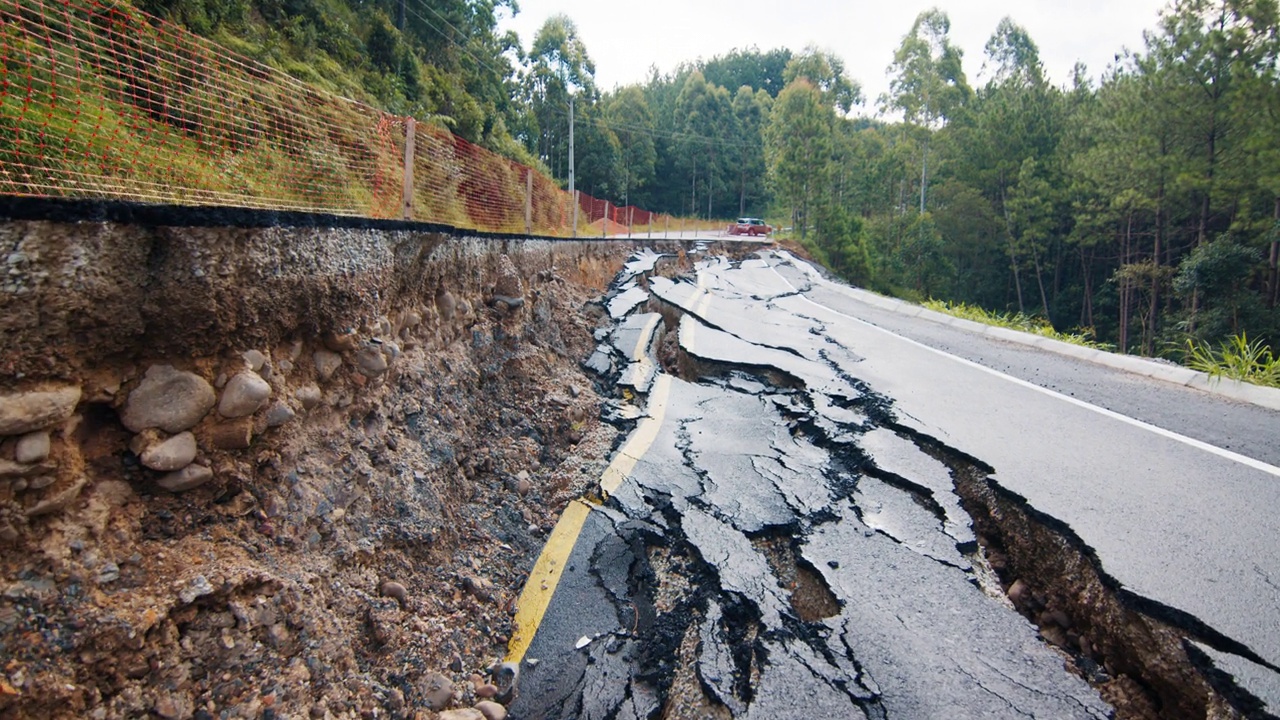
[507,248,1279,720]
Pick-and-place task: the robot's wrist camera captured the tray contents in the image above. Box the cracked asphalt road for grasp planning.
[506,250,1280,719]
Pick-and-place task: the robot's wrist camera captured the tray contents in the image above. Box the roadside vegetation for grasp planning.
[921,301,1110,350]
[20,0,1280,381]
[1185,334,1280,387]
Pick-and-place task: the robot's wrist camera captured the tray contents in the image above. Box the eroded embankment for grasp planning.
[0,216,757,719]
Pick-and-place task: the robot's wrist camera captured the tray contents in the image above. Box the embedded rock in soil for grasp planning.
[438,290,458,321]
[138,431,198,471]
[420,671,456,710]
[242,349,268,372]
[313,350,342,381]
[156,464,213,492]
[121,366,215,433]
[474,700,508,720]
[264,401,296,428]
[218,371,271,418]
[0,458,55,480]
[491,255,524,306]
[322,329,358,352]
[14,431,51,463]
[294,384,323,410]
[0,385,81,436]
[439,710,485,720]
[354,345,389,377]
[380,580,409,608]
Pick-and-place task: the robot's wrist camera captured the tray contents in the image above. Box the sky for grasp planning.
[497,0,1172,114]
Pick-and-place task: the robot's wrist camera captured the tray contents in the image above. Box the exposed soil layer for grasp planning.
[0,218,765,719]
[907,428,1261,720]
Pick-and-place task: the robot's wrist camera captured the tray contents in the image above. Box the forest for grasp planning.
[130,0,1280,367]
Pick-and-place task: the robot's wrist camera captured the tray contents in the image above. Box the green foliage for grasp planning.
[923,301,1110,349]
[19,0,1280,364]
[783,46,862,113]
[1185,333,1280,386]
[605,87,657,200]
[882,9,970,130]
[701,47,794,98]
[765,79,833,239]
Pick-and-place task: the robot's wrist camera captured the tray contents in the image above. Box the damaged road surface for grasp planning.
[506,250,1280,719]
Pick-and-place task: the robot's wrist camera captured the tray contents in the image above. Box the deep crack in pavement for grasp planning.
[507,249,1280,719]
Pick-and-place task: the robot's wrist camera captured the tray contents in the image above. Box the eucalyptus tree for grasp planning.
[604,86,657,207]
[766,78,834,240]
[523,14,596,180]
[730,86,772,215]
[882,9,970,216]
[784,45,863,114]
[674,71,734,218]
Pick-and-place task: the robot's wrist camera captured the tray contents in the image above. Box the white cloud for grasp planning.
[499,0,1169,112]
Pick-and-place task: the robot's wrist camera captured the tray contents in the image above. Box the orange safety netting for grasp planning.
[0,0,668,236]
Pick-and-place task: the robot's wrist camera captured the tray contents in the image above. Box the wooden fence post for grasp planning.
[401,117,416,220]
[572,190,579,238]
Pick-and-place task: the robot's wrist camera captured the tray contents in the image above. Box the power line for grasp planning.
[401,2,762,152]
[401,1,512,83]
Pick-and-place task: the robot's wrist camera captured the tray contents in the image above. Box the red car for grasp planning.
[727,217,772,236]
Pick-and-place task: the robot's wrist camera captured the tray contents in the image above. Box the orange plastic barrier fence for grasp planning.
[0,0,669,236]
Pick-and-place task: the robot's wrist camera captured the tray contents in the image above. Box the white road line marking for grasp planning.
[764,257,1280,479]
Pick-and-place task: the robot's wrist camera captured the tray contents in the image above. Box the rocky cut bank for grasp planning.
[0,215,735,719]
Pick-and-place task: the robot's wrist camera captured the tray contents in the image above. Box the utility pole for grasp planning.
[569,96,577,237]
[396,0,405,30]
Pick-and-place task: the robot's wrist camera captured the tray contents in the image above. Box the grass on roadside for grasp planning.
[922,300,1111,350]
[1185,333,1280,388]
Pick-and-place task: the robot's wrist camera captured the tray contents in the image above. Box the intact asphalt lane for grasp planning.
[505,248,1280,718]
[770,260,1280,467]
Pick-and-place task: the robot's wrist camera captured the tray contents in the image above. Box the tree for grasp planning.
[982,16,1045,87]
[730,86,771,215]
[523,14,597,180]
[1006,157,1057,320]
[1149,0,1279,246]
[604,86,657,205]
[883,9,970,217]
[700,47,794,98]
[766,79,833,240]
[674,71,733,218]
[783,45,863,113]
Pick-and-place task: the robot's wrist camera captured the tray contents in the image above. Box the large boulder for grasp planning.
[121,366,215,433]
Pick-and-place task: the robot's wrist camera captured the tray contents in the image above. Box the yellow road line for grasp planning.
[681,270,714,350]
[505,373,674,664]
[631,314,661,362]
[600,373,671,495]
[505,499,593,663]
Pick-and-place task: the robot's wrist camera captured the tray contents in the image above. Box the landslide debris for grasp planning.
[0,220,698,719]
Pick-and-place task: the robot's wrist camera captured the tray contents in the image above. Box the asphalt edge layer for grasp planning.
[0,196,773,249]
